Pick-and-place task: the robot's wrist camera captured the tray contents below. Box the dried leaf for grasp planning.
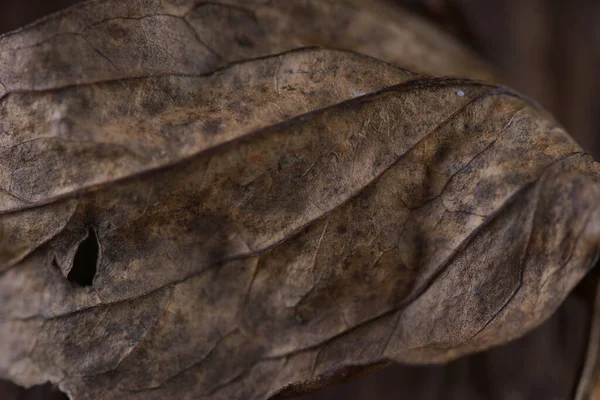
[0,1,598,400]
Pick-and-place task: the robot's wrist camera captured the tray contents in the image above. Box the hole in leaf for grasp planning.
[0,379,69,400]
[67,227,99,287]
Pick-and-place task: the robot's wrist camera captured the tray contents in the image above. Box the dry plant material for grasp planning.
[0,0,598,399]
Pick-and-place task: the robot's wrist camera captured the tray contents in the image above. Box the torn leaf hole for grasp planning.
[67,227,99,287]
[0,379,69,400]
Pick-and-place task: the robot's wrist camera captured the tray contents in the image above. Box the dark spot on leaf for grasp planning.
[234,34,255,48]
[67,227,99,287]
[434,141,451,163]
[140,94,168,115]
[203,119,222,135]
[278,154,298,170]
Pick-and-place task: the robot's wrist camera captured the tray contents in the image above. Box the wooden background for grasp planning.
[1,1,598,399]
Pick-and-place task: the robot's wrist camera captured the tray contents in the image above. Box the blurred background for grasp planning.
[1,0,599,399]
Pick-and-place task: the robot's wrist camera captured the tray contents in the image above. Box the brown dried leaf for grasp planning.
[0,1,598,400]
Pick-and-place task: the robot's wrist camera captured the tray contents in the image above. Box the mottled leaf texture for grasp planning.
[0,0,598,399]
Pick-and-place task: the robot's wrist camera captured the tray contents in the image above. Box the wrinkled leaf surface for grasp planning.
[0,1,598,399]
